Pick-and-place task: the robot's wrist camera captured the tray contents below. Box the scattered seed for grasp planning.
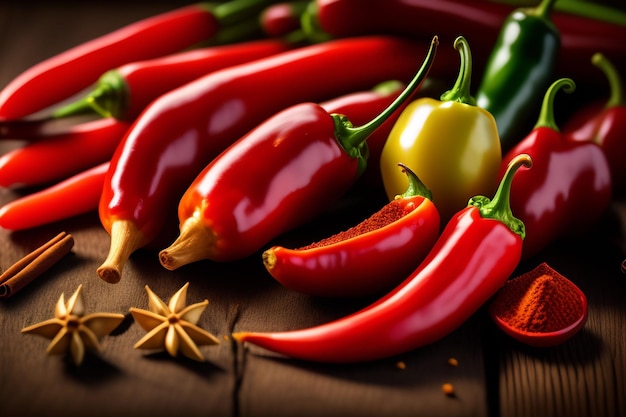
[442,383,455,396]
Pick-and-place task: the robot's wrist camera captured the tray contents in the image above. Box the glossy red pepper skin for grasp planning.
[55,39,293,120]
[501,79,612,260]
[233,154,530,363]
[157,38,438,272]
[310,0,626,86]
[98,36,439,283]
[0,118,129,188]
[234,206,523,363]
[260,2,308,37]
[263,185,440,298]
[563,53,626,195]
[0,162,108,230]
[162,103,360,264]
[0,3,222,120]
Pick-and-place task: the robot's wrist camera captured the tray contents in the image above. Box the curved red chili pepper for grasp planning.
[157,37,438,272]
[263,163,440,298]
[308,0,626,86]
[97,35,446,284]
[563,53,626,195]
[0,0,277,120]
[0,162,108,231]
[500,78,612,260]
[53,39,294,121]
[0,118,129,188]
[233,154,531,363]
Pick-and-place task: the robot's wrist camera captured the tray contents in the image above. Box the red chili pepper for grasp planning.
[260,1,309,38]
[97,35,445,284]
[53,39,294,121]
[500,78,612,260]
[233,154,532,363]
[563,53,626,195]
[307,0,626,86]
[0,0,277,120]
[0,162,108,231]
[263,163,440,298]
[0,118,129,188]
[157,38,438,272]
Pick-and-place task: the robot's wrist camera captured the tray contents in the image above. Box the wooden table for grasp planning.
[1,2,624,417]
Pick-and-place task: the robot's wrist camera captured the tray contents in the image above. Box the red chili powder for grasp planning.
[297,199,413,250]
[490,263,585,333]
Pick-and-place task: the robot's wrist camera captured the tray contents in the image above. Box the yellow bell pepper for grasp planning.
[380,36,502,222]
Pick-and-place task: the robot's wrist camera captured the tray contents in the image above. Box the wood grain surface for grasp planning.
[0,2,624,417]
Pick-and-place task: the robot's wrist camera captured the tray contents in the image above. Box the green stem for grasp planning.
[372,80,405,96]
[534,77,576,131]
[335,36,438,157]
[592,53,624,108]
[52,70,126,119]
[203,14,263,46]
[439,36,476,105]
[300,1,334,44]
[398,163,432,201]
[527,0,556,19]
[204,0,281,26]
[468,154,533,239]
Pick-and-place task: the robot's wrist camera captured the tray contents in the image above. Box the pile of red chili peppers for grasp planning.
[1,0,626,362]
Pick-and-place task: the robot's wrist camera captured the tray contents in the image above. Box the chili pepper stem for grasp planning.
[527,0,556,19]
[468,154,532,239]
[439,36,476,105]
[53,71,125,119]
[398,162,432,200]
[97,220,145,283]
[262,249,278,271]
[337,36,438,152]
[534,78,575,131]
[592,53,624,108]
[159,216,217,270]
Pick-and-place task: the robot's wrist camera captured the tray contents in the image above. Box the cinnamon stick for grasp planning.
[0,231,74,298]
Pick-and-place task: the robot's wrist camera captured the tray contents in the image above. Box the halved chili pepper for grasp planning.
[233,154,532,363]
[0,0,278,121]
[52,38,294,121]
[476,0,560,153]
[0,118,129,188]
[563,53,626,195]
[97,35,444,284]
[0,162,108,231]
[380,36,502,223]
[263,163,440,298]
[306,0,626,87]
[500,78,612,260]
[157,37,438,271]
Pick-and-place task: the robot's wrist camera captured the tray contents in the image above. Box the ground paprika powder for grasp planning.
[489,262,588,347]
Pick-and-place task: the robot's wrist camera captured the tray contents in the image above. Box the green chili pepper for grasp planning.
[476,0,559,153]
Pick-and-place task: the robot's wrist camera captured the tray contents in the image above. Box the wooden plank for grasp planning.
[491,212,626,417]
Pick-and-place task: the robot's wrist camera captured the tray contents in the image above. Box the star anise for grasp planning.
[129,282,219,361]
[21,284,125,365]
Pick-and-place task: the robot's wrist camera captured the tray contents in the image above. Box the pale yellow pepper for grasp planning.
[380,36,501,222]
